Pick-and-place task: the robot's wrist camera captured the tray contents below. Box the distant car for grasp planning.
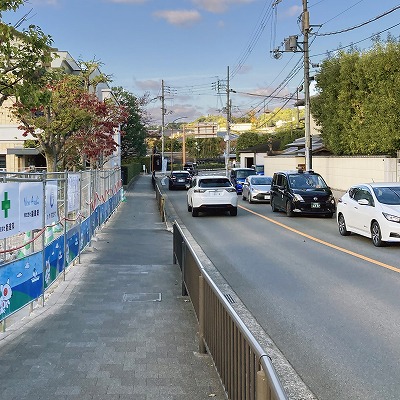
[230,167,256,194]
[183,162,197,175]
[270,169,336,217]
[187,175,238,217]
[252,165,265,175]
[167,170,191,190]
[337,182,400,247]
[242,175,272,203]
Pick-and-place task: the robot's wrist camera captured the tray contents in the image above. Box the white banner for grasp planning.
[45,180,58,225]
[68,174,80,212]
[19,182,43,233]
[0,183,19,239]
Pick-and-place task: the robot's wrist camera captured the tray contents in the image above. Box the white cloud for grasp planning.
[285,5,302,18]
[153,9,201,26]
[192,0,254,14]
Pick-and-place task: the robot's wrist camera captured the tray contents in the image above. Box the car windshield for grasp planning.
[373,186,400,205]
[251,177,271,185]
[288,174,328,189]
[199,178,231,188]
[173,173,189,178]
[236,170,255,179]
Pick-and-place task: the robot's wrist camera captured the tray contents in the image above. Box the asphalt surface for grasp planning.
[0,173,226,400]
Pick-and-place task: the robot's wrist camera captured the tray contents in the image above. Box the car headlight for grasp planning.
[383,212,400,223]
[293,194,304,202]
[225,188,237,193]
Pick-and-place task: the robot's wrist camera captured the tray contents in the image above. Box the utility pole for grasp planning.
[302,0,312,170]
[273,0,312,170]
[161,79,165,172]
[225,66,231,176]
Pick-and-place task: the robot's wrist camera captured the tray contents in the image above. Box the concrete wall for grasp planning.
[262,155,399,191]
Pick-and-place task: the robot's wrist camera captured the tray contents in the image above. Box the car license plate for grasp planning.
[178,179,184,182]
[311,202,320,208]
[264,195,269,200]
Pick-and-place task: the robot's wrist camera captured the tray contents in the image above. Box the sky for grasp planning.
[4,0,400,125]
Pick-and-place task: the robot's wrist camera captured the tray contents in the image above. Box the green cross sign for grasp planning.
[2,191,11,218]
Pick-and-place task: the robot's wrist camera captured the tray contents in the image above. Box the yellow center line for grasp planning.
[239,204,400,274]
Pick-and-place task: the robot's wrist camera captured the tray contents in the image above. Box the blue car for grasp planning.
[230,168,256,194]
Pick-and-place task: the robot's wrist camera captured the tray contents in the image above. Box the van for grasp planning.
[270,169,336,217]
[230,167,256,194]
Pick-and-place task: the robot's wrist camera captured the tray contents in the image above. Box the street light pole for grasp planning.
[168,116,187,173]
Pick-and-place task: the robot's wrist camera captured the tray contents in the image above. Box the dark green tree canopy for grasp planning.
[113,87,148,160]
[312,38,400,156]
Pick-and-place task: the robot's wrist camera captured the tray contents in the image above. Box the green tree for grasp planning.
[1,2,53,106]
[235,132,270,155]
[312,38,400,156]
[12,73,97,171]
[113,87,148,160]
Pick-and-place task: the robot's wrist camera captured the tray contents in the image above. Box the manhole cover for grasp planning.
[123,293,162,302]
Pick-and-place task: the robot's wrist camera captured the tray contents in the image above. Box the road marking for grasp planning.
[239,205,400,274]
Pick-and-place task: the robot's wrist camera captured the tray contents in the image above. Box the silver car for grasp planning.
[242,175,272,203]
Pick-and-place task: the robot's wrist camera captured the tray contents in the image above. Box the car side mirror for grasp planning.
[358,199,369,206]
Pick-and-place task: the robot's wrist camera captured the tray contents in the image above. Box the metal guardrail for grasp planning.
[153,175,287,400]
[173,223,287,400]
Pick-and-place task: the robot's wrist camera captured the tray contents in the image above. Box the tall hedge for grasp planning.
[312,39,400,156]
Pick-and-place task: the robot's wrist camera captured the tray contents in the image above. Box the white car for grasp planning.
[336,182,400,246]
[187,175,238,217]
[242,175,272,203]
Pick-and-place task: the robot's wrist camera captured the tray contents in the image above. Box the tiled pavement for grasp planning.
[0,173,226,400]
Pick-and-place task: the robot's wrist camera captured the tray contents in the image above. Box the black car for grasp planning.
[183,162,198,175]
[270,169,336,217]
[168,170,192,190]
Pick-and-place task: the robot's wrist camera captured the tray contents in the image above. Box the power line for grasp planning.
[316,5,400,36]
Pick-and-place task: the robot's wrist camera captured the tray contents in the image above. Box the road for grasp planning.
[164,172,400,400]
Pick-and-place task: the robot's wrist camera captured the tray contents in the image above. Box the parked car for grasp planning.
[187,175,238,217]
[230,167,256,194]
[270,169,336,217]
[336,182,400,247]
[242,175,272,203]
[167,170,192,190]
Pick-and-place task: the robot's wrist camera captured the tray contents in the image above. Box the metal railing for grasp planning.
[172,222,287,400]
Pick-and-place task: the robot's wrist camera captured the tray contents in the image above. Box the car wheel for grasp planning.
[248,194,253,204]
[187,202,192,212]
[192,207,199,217]
[271,197,278,212]
[286,201,294,217]
[230,207,238,216]
[371,221,385,247]
[168,183,173,190]
[242,193,246,201]
[338,213,350,236]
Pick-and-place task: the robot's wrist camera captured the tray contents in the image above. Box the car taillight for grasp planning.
[225,188,237,192]
[194,189,206,193]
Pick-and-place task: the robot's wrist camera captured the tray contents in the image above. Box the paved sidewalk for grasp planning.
[0,174,226,400]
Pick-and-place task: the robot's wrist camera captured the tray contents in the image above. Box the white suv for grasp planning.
[187,175,238,217]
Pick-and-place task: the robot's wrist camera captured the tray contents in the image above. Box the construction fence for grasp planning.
[0,169,123,328]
